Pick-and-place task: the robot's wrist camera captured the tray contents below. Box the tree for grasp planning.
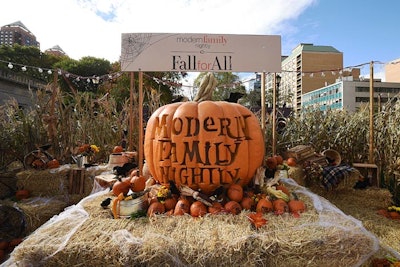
[54,56,113,93]
[0,44,59,82]
[193,72,246,101]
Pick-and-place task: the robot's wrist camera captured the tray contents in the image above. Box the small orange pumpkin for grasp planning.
[227,183,244,202]
[256,197,273,213]
[147,202,165,217]
[163,197,178,211]
[240,197,255,210]
[287,157,297,167]
[190,201,208,217]
[274,155,284,165]
[130,175,146,192]
[273,198,289,215]
[112,180,130,196]
[113,145,124,153]
[174,197,190,216]
[224,200,242,215]
[265,156,278,170]
[15,189,30,200]
[46,159,60,169]
[288,192,306,217]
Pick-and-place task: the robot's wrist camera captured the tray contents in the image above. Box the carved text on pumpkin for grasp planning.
[155,115,253,140]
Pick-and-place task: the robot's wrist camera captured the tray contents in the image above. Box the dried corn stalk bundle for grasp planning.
[5,182,380,267]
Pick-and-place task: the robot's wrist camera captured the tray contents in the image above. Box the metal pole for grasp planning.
[369,61,374,164]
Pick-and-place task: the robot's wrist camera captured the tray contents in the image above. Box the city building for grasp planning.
[264,43,361,112]
[302,76,400,112]
[385,58,400,82]
[0,21,39,48]
[45,45,67,57]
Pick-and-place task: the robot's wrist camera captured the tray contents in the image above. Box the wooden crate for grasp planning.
[286,145,315,162]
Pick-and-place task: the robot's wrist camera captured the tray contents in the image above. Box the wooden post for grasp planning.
[129,72,135,151]
[138,70,144,174]
[261,72,266,137]
[272,73,277,156]
[369,61,374,164]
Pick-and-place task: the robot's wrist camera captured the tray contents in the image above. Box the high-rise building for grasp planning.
[0,21,40,48]
[278,43,346,112]
[385,58,400,82]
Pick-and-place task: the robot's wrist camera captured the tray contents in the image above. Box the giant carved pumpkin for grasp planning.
[144,72,265,195]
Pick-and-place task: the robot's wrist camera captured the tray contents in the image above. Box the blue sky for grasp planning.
[1,0,399,80]
[286,0,400,72]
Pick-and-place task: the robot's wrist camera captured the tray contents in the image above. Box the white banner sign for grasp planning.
[121,33,281,72]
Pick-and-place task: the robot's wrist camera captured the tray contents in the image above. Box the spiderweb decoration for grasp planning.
[121,33,153,64]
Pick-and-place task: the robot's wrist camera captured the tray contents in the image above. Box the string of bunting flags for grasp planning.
[0,58,396,90]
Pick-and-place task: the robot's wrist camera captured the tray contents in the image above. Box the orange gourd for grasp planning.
[112,180,130,196]
[190,201,208,217]
[224,200,242,215]
[227,183,244,202]
[273,198,289,215]
[15,189,30,200]
[265,156,278,170]
[147,202,165,217]
[174,197,190,216]
[163,197,178,211]
[130,175,146,192]
[240,197,255,210]
[144,73,264,195]
[46,159,60,169]
[274,155,284,165]
[113,146,124,153]
[256,197,273,213]
[287,157,297,167]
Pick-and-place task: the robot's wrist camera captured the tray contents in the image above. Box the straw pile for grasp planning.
[16,169,71,197]
[15,197,70,234]
[309,185,400,265]
[5,180,380,267]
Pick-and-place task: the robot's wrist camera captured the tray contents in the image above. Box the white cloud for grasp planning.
[0,0,315,62]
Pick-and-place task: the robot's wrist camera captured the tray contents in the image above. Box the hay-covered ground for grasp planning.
[308,185,400,264]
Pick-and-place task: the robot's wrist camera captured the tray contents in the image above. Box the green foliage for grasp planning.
[0,44,58,83]
[193,72,246,101]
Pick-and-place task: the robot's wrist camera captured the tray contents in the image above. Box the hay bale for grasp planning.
[16,197,69,234]
[5,183,379,267]
[0,172,17,199]
[16,168,70,197]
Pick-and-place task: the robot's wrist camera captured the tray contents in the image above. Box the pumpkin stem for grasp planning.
[292,192,299,200]
[193,72,218,102]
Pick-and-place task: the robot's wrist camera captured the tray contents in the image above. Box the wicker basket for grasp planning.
[322,149,341,166]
